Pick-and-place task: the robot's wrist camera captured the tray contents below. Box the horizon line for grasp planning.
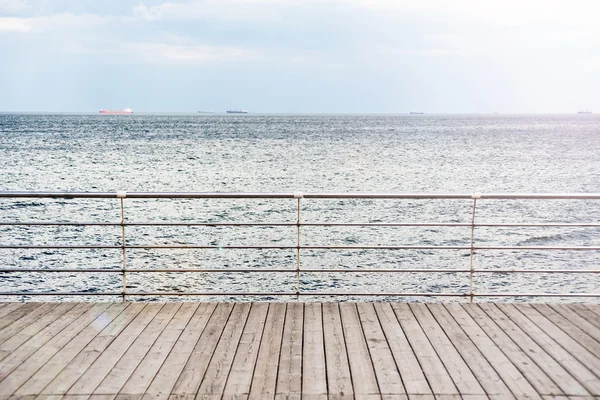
[0,111,594,115]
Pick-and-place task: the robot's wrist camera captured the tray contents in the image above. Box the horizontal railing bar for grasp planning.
[1,292,599,297]
[0,268,472,273]
[0,245,471,249]
[475,223,600,227]
[2,245,600,251]
[2,191,600,200]
[0,292,467,296]
[306,193,600,200]
[0,222,295,227]
[0,222,468,227]
[0,292,458,296]
[474,269,600,273]
[115,292,467,296]
[467,293,600,297]
[0,222,471,227]
[132,292,600,297]
[0,222,120,226]
[474,246,600,250]
[0,292,125,296]
[0,192,298,199]
[1,268,599,273]
[3,221,600,228]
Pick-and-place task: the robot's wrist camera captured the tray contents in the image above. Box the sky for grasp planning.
[0,0,599,113]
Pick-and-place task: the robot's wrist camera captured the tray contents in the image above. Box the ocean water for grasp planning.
[1,113,599,302]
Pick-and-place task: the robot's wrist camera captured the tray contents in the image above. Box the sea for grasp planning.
[1,113,599,302]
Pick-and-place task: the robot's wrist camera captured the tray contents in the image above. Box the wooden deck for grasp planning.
[0,303,599,400]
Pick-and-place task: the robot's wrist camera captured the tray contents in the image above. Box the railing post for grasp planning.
[469,194,480,303]
[294,192,303,299]
[117,192,127,302]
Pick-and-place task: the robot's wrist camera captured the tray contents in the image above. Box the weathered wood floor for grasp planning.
[0,302,599,400]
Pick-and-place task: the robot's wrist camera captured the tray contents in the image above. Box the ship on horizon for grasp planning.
[100,108,134,114]
[226,109,248,114]
[577,110,592,114]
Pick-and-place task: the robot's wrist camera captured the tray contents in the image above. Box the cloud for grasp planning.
[376,46,456,57]
[131,0,286,23]
[129,0,600,29]
[3,0,598,70]
[359,0,600,28]
[0,13,112,33]
[35,13,109,30]
[0,17,31,32]
[132,2,159,21]
[121,42,260,64]
[0,0,30,13]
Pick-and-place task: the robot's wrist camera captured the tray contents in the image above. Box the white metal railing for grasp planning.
[1,191,599,302]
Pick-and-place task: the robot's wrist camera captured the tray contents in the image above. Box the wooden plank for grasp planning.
[503,305,600,390]
[477,303,591,397]
[0,303,80,359]
[462,304,563,397]
[446,304,541,399]
[65,303,165,396]
[408,303,485,397]
[0,303,95,384]
[533,304,600,355]
[248,303,286,400]
[115,303,200,397]
[373,303,432,396]
[0,303,45,333]
[322,303,353,397]
[223,303,269,397]
[13,303,131,397]
[432,304,523,399]
[33,303,146,397]
[398,395,431,400]
[0,303,25,319]
[563,304,600,332]
[141,303,219,400]
[582,304,600,318]
[91,303,182,396]
[550,304,600,343]
[431,396,461,400]
[357,303,405,396]
[0,302,89,365]
[5,301,600,400]
[0,303,112,398]
[275,303,303,399]
[516,303,600,364]
[195,302,252,397]
[168,303,235,397]
[427,304,515,399]
[353,395,383,400]
[390,303,457,396]
[61,395,90,400]
[90,395,118,400]
[340,302,379,396]
[0,303,58,344]
[274,395,301,400]
[302,303,328,398]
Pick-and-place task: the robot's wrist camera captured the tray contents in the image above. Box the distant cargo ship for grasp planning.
[577,110,592,114]
[227,109,248,114]
[100,108,134,114]
[410,112,424,115]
